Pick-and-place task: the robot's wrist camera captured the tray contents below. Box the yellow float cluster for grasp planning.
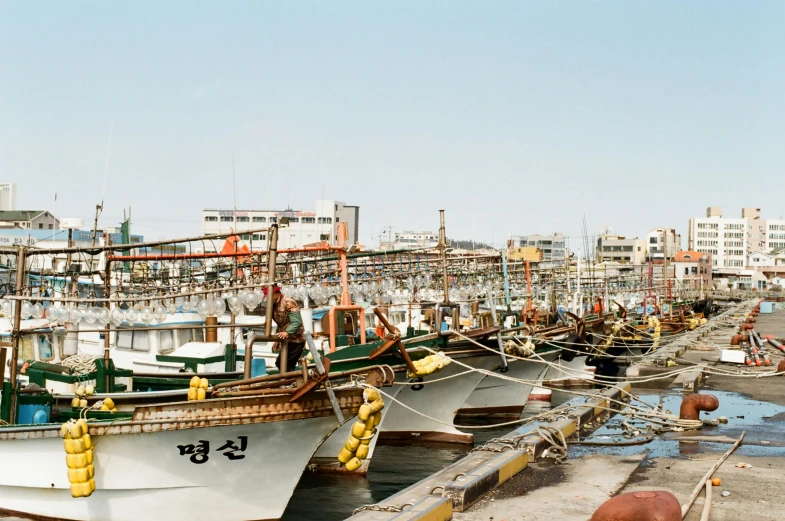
[187,376,209,400]
[337,388,384,471]
[406,352,451,378]
[61,419,96,498]
[648,316,661,349]
[504,339,534,357]
[70,384,93,409]
[98,398,116,413]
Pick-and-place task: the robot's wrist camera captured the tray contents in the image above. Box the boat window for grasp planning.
[38,335,54,361]
[116,330,151,352]
[252,216,266,222]
[158,330,175,354]
[178,328,204,346]
[21,336,34,361]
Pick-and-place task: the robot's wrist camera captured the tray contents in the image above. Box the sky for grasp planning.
[1,1,784,253]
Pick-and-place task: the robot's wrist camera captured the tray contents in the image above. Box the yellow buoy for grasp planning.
[372,412,382,427]
[84,450,93,465]
[84,385,94,396]
[345,457,362,471]
[71,398,80,408]
[79,399,88,408]
[82,434,92,450]
[103,398,115,409]
[358,404,372,422]
[190,376,201,387]
[86,464,95,479]
[369,399,385,413]
[68,422,83,440]
[337,447,353,464]
[64,439,84,455]
[363,388,380,402]
[78,480,93,497]
[199,378,209,389]
[351,421,366,438]
[344,436,360,452]
[187,388,197,401]
[70,483,83,498]
[356,444,370,460]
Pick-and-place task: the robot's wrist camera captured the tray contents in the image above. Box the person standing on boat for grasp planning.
[263,284,306,371]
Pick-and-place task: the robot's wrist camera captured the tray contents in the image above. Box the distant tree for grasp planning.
[449,239,494,250]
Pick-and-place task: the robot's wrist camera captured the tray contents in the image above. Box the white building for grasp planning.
[688,207,746,269]
[512,233,567,262]
[645,227,681,261]
[596,234,645,264]
[0,210,59,231]
[380,231,438,251]
[201,200,359,252]
[764,219,785,251]
[0,184,16,211]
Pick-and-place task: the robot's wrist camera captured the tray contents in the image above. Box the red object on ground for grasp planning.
[680,393,719,421]
[590,490,681,521]
[778,360,785,374]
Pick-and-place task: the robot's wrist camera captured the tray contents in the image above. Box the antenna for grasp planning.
[232,153,237,216]
[93,117,114,246]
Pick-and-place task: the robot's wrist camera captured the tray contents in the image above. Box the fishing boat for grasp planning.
[0,385,365,521]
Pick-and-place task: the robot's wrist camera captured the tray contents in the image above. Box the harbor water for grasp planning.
[282,393,570,520]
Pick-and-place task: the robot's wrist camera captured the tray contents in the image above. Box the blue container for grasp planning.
[18,404,50,425]
[760,302,776,314]
[251,358,267,377]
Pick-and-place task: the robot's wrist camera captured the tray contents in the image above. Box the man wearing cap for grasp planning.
[263,285,306,371]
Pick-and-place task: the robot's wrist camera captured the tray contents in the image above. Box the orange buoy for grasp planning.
[591,490,681,521]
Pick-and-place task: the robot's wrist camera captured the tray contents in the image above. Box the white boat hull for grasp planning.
[0,392,359,521]
[457,350,561,417]
[378,354,499,444]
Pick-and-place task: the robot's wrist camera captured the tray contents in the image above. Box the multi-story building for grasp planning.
[0,210,59,231]
[201,200,359,252]
[512,233,566,262]
[0,184,16,211]
[672,251,713,289]
[379,231,438,251]
[645,227,681,261]
[596,234,645,264]
[688,207,747,269]
[764,219,785,251]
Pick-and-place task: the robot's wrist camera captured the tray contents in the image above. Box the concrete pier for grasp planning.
[344,298,785,521]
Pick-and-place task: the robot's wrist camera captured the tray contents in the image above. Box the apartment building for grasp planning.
[687,208,747,269]
[596,234,645,264]
[645,227,681,261]
[202,200,359,252]
[512,233,566,262]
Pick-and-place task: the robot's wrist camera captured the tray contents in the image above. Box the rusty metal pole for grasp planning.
[103,252,112,391]
[439,210,449,304]
[262,224,284,374]
[8,247,26,424]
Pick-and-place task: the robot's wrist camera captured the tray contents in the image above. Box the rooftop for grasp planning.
[0,210,48,221]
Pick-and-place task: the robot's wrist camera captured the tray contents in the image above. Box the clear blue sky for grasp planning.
[1,1,783,251]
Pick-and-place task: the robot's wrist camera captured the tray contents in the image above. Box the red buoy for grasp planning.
[591,490,681,521]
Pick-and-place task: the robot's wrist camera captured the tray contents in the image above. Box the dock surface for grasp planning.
[344,300,785,520]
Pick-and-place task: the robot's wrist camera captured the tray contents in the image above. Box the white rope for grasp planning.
[60,353,97,375]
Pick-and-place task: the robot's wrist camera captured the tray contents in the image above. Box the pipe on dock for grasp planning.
[765,335,785,354]
[679,393,719,421]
